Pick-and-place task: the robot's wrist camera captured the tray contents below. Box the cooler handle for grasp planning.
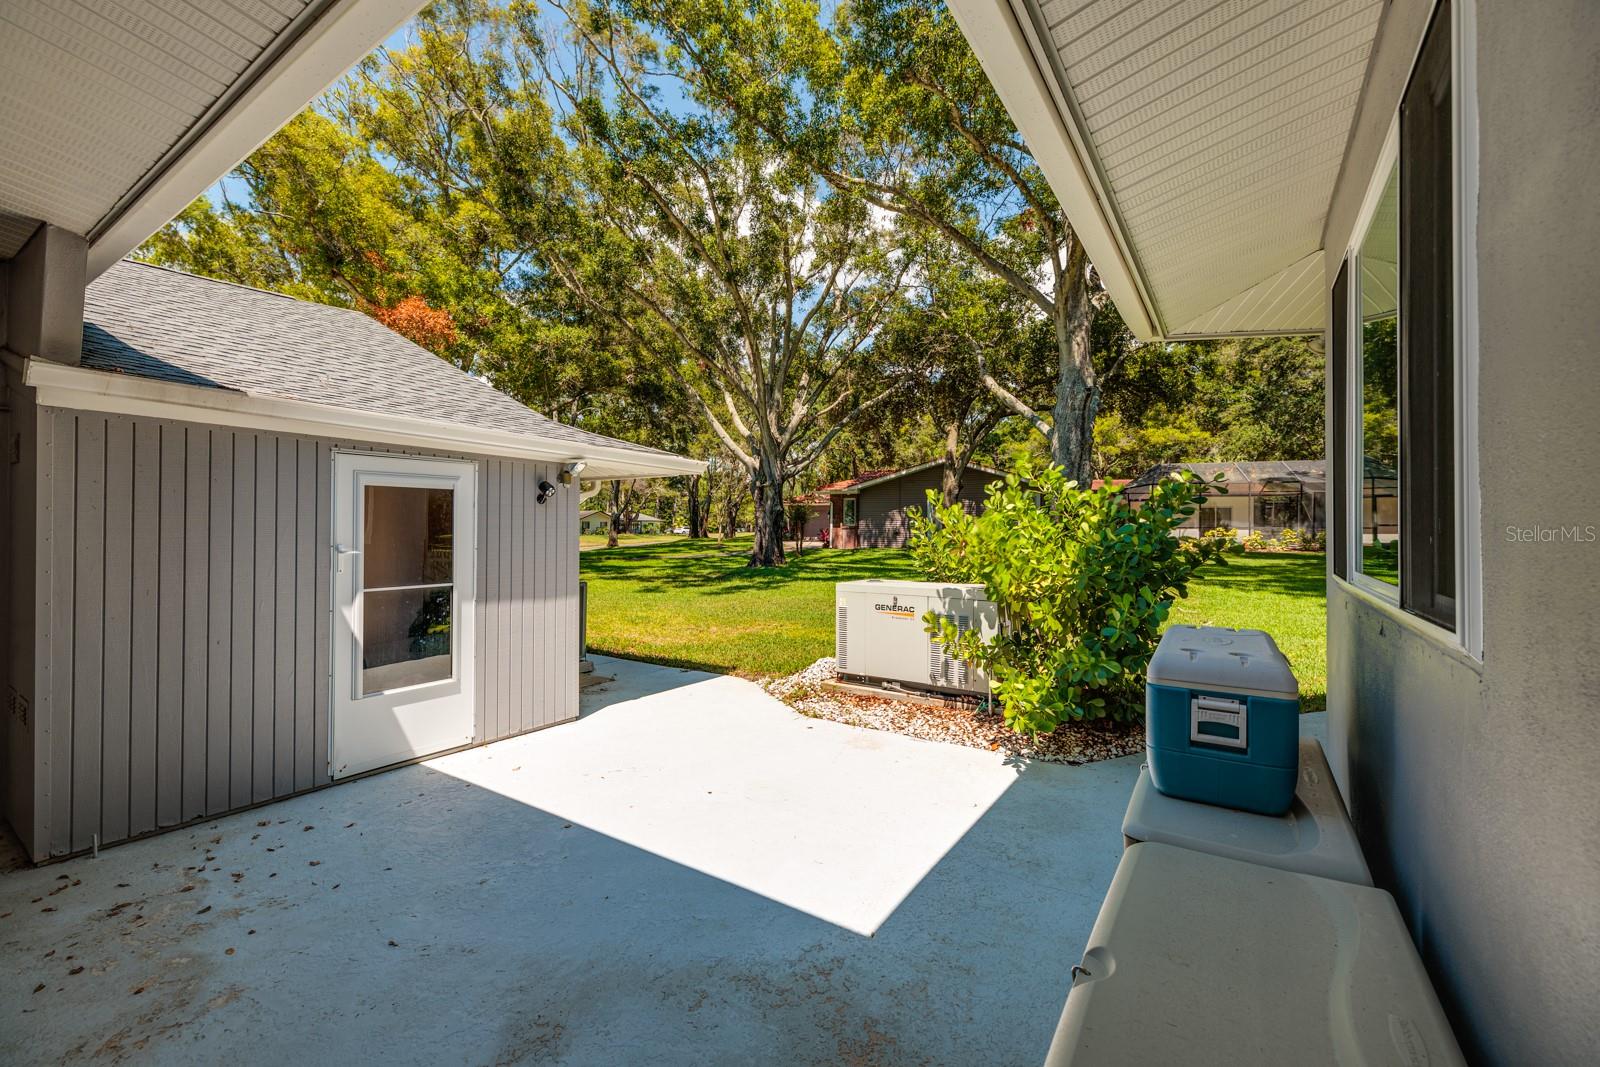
[1190,695,1248,750]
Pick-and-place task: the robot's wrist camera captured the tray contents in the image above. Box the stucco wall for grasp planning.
[1324,3,1600,1063]
[7,402,580,862]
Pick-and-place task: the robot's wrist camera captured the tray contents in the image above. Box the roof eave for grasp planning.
[22,357,704,479]
[85,0,428,279]
[943,0,1163,340]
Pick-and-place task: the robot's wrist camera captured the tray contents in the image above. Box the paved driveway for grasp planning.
[2,657,1144,1065]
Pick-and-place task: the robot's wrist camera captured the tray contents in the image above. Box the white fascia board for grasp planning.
[86,0,428,279]
[943,0,1163,340]
[22,359,704,479]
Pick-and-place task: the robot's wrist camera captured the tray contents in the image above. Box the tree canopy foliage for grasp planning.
[138,0,1327,553]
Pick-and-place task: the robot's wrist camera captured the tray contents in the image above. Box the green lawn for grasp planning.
[579,532,685,550]
[1164,552,1328,711]
[580,539,1328,711]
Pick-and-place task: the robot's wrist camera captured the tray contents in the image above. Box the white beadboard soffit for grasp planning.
[0,0,424,272]
[953,0,1386,339]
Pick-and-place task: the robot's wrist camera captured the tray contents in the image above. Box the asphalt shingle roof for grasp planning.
[81,260,683,463]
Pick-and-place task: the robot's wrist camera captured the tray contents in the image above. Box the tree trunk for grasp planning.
[1049,265,1098,483]
[749,461,786,567]
[941,420,964,506]
[686,474,706,538]
[605,479,627,549]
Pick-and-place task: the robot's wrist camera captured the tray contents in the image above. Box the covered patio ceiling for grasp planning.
[947,0,1387,340]
[0,0,426,277]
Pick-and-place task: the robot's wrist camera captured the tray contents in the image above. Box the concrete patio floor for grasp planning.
[1,657,1315,1065]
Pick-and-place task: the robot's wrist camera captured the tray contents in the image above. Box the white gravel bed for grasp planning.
[763,658,1146,765]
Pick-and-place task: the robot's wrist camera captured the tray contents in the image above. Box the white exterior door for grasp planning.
[331,452,477,778]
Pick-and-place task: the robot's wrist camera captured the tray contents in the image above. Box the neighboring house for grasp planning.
[952,0,1597,1060]
[819,461,1005,549]
[580,510,665,535]
[1124,460,1328,537]
[0,260,700,862]
[791,493,832,542]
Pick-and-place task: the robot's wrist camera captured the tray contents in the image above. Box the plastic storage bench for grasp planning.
[1122,737,1372,885]
[1044,843,1465,1067]
[1146,625,1299,815]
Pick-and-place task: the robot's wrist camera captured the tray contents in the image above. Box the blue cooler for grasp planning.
[1146,625,1299,815]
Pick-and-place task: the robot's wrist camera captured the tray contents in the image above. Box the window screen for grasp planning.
[1331,261,1350,580]
[1399,0,1456,630]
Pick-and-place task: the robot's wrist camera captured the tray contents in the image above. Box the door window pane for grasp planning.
[363,486,454,588]
[1358,163,1400,586]
[362,587,453,694]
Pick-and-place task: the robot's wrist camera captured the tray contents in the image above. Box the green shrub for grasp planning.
[908,462,1228,735]
[1240,531,1271,552]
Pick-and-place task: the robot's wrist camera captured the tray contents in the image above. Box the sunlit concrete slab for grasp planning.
[2,657,1154,1065]
[430,656,1026,936]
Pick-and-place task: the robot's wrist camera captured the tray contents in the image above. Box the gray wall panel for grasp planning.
[18,412,581,860]
[181,426,209,821]
[1322,4,1600,1062]
[206,429,233,814]
[71,415,104,853]
[156,424,184,827]
[43,409,74,855]
[293,440,316,793]
[251,435,274,803]
[273,438,296,798]
[1,362,39,854]
[229,433,253,811]
[102,417,133,845]
[312,441,331,791]
[129,420,161,838]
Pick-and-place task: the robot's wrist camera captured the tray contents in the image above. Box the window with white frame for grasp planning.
[1336,0,1472,643]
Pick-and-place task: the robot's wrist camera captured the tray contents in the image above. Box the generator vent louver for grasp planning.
[929,613,974,686]
[836,606,849,670]
[956,614,971,685]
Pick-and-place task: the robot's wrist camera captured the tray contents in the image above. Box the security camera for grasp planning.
[536,480,556,504]
[559,460,587,485]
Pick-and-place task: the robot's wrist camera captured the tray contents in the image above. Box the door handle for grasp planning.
[334,543,362,574]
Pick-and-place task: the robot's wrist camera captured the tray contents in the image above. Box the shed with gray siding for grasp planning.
[0,261,700,863]
[824,462,1004,549]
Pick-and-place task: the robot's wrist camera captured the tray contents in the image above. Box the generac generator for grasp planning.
[834,580,998,697]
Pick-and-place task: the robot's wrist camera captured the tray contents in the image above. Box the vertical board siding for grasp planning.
[206,430,232,814]
[293,441,316,792]
[181,428,209,821]
[229,434,254,811]
[156,425,185,827]
[100,419,133,845]
[128,421,161,837]
[273,439,297,798]
[71,417,105,853]
[33,412,578,859]
[43,411,75,851]
[312,442,331,791]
